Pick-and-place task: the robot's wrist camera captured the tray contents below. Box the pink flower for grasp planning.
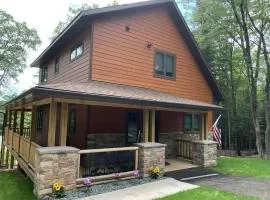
[133,170,140,178]
[115,172,120,179]
[83,177,92,187]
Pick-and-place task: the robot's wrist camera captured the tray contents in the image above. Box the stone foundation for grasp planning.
[159,132,200,158]
[192,140,217,167]
[34,147,80,197]
[87,133,125,148]
[134,143,166,177]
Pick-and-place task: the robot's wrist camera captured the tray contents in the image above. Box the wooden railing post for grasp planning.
[48,99,57,146]
[31,106,37,141]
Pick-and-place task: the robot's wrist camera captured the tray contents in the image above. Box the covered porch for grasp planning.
[1,81,221,196]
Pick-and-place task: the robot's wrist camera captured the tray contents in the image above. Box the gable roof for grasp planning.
[30,0,223,101]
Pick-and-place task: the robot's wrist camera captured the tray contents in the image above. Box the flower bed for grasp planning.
[41,177,167,200]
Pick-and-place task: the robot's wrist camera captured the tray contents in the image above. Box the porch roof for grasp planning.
[10,81,222,111]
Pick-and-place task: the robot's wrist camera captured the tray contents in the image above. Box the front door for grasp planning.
[126,110,139,145]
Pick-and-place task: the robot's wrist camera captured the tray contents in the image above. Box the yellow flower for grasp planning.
[55,186,61,191]
[53,183,59,189]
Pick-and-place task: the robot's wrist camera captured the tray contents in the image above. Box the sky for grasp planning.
[0,0,149,94]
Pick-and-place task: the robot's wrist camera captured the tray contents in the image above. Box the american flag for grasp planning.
[211,115,222,148]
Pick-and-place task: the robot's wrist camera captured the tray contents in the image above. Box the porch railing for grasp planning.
[4,127,40,170]
[76,146,139,185]
[176,139,193,160]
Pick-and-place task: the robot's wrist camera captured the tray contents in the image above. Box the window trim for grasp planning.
[183,113,201,132]
[40,67,48,84]
[153,49,176,80]
[54,57,60,74]
[70,42,84,62]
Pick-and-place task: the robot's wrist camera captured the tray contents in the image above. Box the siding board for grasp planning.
[91,6,213,104]
[44,28,91,84]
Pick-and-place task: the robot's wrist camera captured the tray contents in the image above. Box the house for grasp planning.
[1,0,222,197]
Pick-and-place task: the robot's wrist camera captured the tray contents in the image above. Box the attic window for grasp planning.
[70,43,83,61]
[40,67,48,83]
[54,57,59,73]
[154,50,176,79]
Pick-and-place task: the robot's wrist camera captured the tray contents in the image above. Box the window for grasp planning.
[40,68,48,83]
[68,110,76,135]
[54,57,59,73]
[70,43,83,61]
[36,108,43,133]
[184,113,200,131]
[154,51,176,78]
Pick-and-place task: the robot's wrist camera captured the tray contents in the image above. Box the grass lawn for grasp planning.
[159,187,258,200]
[0,170,36,200]
[213,156,270,179]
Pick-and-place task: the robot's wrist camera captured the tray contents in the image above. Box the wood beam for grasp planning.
[11,98,52,110]
[30,106,37,141]
[53,98,209,114]
[143,110,149,142]
[8,111,12,129]
[59,102,68,146]
[48,100,57,146]
[150,110,156,142]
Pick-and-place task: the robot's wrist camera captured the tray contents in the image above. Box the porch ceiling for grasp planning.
[5,81,223,111]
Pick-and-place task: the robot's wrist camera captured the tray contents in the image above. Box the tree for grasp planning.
[50,1,119,40]
[0,10,41,88]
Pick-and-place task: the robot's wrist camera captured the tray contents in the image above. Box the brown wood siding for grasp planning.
[91,6,213,103]
[160,111,183,133]
[43,28,91,84]
[89,106,127,134]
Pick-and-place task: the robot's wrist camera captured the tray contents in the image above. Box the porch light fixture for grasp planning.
[125,24,130,32]
[146,41,153,49]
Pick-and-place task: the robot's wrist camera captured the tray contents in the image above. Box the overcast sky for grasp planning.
[0,0,149,93]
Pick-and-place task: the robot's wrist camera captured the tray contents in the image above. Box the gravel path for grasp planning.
[41,177,167,200]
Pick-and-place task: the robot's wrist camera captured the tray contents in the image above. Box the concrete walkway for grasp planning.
[78,178,198,200]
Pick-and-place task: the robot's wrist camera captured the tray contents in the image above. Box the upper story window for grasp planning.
[70,43,83,61]
[54,57,59,73]
[154,50,176,79]
[68,110,76,135]
[40,67,48,83]
[184,113,200,131]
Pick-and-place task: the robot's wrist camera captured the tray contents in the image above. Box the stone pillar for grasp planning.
[34,146,80,197]
[134,143,166,177]
[192,140,217,167]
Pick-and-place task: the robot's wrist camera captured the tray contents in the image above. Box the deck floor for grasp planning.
[165,158,197,172]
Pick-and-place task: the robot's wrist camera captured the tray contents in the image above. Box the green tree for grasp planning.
[50,1,119,40]
[0,10,41,88]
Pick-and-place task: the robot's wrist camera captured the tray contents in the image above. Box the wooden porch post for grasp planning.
[8,110,12,130]
[143,110,149,142]
[59,103,68,146]
[13,111,17,133]
[31,106,37,141]
[18,109,25,155]
[200,114,205,140]
[48,100,57,146]
[204,113,209,140]
[200,113,209,140]
[150,110,156,142]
